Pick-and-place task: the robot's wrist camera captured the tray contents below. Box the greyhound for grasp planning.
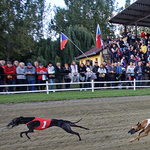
[128,119,150,142]
[7,116,89,141]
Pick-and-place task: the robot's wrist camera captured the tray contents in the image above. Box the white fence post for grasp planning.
[92,80,94,92]
[46,81,49,94]
[134,78,136,91]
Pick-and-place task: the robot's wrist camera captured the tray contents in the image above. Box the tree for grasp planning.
[125,0,131,8]
[0,0,45,61]
[50,0,116,39]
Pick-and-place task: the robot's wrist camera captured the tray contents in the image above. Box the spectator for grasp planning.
[36,63,47,90]
[47,62,55,90]
[92,61,99,87]
[131,32,136,44]
[119,38,125,53]
[135,53,140,65]
[124,40,129,50]
[116,62,122,80]
[147,54,150,63]
[141,53,146,66]
[4,61,16,92]
[111,43,117,63]
[134,61,144,86]
[128,55,135,64]
[147,48,150,58]
[25,63,36,91]
[16,62,27,91]
[34,61,39,69]
[117,47,122,61]
[79,63,87,90]
[108,63,116,86]
[126,61,135,84]
[13,60,19,68]
[146,30,150,39]
[63,63,71,90]
[0,64,4,92]
[121,56,127,68]
[0,60,5,68]
[34,61,39,90]
[85,60,96,82]
[127,31,132,45]
[97,64,106,87]
[70,60,79,82]
[143,63,150,85]
[55,62,63,89]
[140,42,147,56]
[141,30,145,41]
[122,49,129,62]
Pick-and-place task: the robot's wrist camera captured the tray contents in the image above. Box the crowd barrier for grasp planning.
[0,79,150,95]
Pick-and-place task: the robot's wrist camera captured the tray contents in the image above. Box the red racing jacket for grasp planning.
[26,117,51,130]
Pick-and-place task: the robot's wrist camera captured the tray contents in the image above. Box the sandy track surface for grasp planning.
[0,95,150,150]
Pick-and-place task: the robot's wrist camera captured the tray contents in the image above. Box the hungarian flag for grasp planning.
[96,24,103,49]
[60,32,68,50]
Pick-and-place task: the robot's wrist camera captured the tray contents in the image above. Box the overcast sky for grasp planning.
[48,0,128,8]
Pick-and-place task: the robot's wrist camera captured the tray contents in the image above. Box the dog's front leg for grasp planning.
[20,130,34,139]
[130,133,148,142]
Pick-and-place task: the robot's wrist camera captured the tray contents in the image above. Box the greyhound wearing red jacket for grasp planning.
[128,119,150,142]
[7,116,89,141]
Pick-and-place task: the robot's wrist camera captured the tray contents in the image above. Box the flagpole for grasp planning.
[67,37,90,60]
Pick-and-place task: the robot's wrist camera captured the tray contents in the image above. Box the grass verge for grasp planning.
[0,88,150,104]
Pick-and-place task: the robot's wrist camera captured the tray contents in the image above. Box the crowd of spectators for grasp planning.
[0,29,150,92]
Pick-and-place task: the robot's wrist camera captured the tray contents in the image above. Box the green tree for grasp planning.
[50,0,116,39]
[125,0,131,8]
[0,0,45,61]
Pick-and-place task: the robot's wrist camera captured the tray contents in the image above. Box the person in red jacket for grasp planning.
[141,30,145,41]
[4,61,16,92]
[36,63,47,90]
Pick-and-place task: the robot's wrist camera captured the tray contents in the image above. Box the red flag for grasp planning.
[96,24,103,49]
[60,32,68,50]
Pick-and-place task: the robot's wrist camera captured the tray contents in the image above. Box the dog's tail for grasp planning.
[73,118,83,124]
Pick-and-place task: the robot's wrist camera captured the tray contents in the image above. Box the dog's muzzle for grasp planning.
[128,128,139,135]
[7,122,14,128]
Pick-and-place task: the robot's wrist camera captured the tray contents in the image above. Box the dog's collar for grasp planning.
[144,119,150,129]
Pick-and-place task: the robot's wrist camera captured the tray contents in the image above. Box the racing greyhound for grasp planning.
[7,116,89,141]
[128,119,150,142]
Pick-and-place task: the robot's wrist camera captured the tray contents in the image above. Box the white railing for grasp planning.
[0,79,150,95]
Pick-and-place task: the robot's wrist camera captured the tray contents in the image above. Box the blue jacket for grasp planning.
[116,66,122,74]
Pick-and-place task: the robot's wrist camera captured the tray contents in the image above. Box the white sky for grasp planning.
[45,0,136,38]
[48,0,132,9]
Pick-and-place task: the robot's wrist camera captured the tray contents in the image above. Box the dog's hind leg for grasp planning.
[60,123,82,141]
[69,124,89,130]
[20,129,34,139]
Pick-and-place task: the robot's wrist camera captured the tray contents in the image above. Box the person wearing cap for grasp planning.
[24,63,36,91]
[4,61,16,92]
[36,63,47,90]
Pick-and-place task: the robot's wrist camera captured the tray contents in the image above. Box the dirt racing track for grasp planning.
[0,95,150,150]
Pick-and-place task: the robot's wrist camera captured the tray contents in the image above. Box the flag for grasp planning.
[96,24,103,49]
[60,32,68,50]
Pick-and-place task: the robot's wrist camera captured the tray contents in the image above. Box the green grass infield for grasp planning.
[0,88,150,104]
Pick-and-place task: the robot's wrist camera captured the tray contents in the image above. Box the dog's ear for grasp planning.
[19,116,24,121]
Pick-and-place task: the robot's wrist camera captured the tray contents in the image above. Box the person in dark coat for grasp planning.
[134,61,144,86]
[0,64,4,92]
[63,63,71,89]
[55,62,63,89]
